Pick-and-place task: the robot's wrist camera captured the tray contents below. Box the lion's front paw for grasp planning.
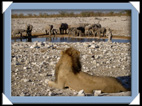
[48,81,55,88]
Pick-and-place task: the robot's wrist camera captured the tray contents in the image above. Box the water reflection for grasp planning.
[11,36,130,43]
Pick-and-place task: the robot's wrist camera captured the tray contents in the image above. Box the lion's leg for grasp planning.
[48,78,65,89]
[48,81,58,88]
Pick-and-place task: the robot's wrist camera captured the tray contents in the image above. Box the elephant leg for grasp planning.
[64,29,66,34]
[45,30,47,35]
[73,31,75,36]
[49,30,51,36]
[20,33,22,38]
[104,32,106,37]
[78,32,81,37]
[29,31,32,36]
[59,28,61,34]
[20,33,22,41]
[98,32,101,38]
[49,32,51,36]
[65,29,67,34]
[94,32,96,37]
[61,29,63,34]
[103,32,105,37]
[68,31,70,35]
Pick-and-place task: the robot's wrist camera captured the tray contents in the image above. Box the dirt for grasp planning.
[11,41,131,96]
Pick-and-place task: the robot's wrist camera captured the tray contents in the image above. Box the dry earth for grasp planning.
[11,41,131,96]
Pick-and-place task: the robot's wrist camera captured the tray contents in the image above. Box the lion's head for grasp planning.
[61,47,81,74]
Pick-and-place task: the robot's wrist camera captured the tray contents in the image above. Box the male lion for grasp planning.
[48,47,128,93]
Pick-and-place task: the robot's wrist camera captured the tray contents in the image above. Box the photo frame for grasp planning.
[3,2,139,104]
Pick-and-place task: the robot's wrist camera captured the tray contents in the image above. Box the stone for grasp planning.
[15,69,19,72]
[22,79,29,82]
[23,67,27,70]
[90,45,95,49]
[20,92,25,96]
[77,90,85,96]
[16,62,21,65]
[93,90,101,96]
[48,91,52,96]
[44,79,49,84]
[96,63,100,67]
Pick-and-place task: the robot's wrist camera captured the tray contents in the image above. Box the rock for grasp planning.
[22,79,29,82]
[106,60,110,64]
[95,55,99,59]
[51,70,55,76]
[93,90,101,96]
[48,91,52,96]
[82,55,87,59]
[16,62,21,65]
[77,90,85,96]
[95,45,99,48]
[23,67,27,70]
[20,92,25,96]
[103,50,107,54]
[30,45,34,48]
[113,66,116,68]
[90,45,95,49]
[15,69,19,72]
[96,63,100,67]
[45,79,49,84]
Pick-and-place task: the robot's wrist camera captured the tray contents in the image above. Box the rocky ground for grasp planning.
[11,16,131,36]
[11,41,131,96]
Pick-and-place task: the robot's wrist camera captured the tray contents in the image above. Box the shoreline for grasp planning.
[11,34,131,40]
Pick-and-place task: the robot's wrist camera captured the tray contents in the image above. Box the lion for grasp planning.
[48,47,128,93]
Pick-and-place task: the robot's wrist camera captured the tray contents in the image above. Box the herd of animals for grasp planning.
[12,22,113,41]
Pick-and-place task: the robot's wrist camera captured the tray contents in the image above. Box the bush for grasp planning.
[12,10,131,18]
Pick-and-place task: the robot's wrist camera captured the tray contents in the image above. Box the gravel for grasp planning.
[11,41,131,96]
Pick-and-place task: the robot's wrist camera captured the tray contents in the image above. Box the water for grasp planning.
[11,37,130,43]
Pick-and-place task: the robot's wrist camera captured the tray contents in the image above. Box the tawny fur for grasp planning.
[48,47,128,93]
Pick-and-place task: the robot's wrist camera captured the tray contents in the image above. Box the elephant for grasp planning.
[59,23,68,34]
[68,27,75,35]
[51,29,58,36]
[85,23,102,36]
[77,26,85,36]
[85,29,94,36]
[45,25,53,35]
[96,23,101,28]
[67,27,81,36]
[94,27,106,38]
[12,29,26,37]
[26,24,33,36]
